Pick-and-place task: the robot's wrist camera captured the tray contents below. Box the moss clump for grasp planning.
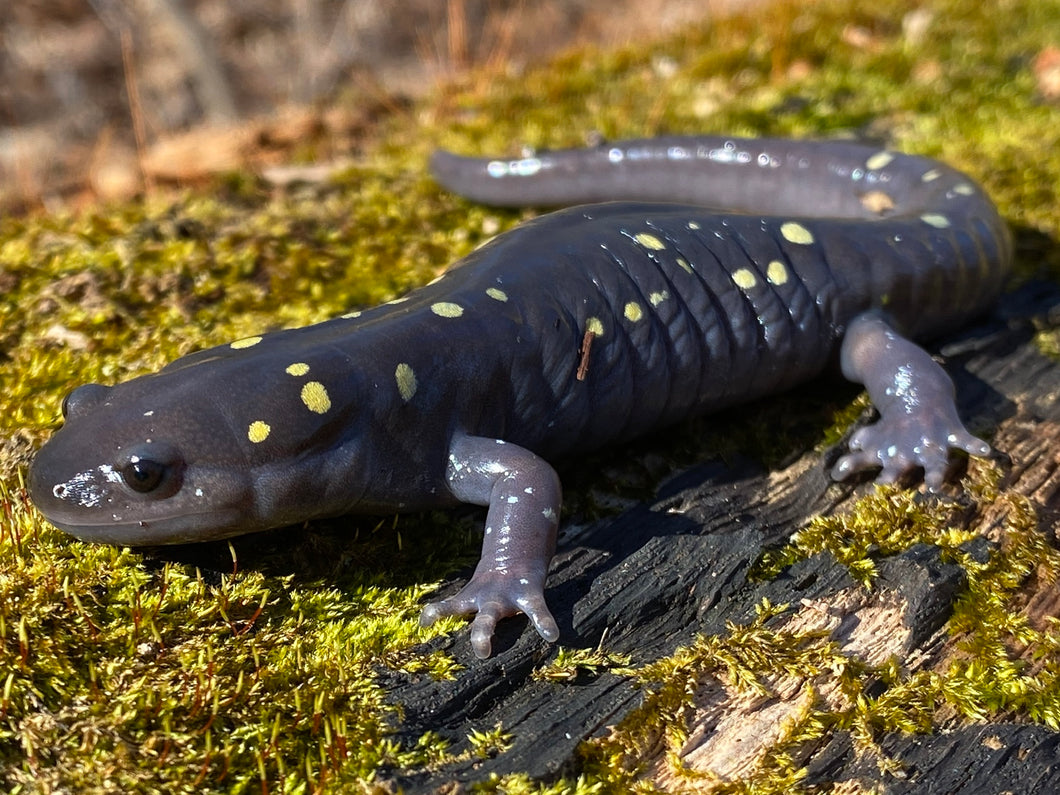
[0,477,466,792]
[578,599,843,792]
[532,646,633,684]
[753,482,980,587]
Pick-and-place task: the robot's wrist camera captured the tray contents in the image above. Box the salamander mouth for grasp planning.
[42,507,250,547]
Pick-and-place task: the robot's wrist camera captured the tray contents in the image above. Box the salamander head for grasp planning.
[28,375,262,545]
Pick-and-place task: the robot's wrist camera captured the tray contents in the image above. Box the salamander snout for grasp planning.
[29,366,274,545]
[29,433,186,534]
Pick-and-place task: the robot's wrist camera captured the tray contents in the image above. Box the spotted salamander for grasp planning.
[29,136,1011,658]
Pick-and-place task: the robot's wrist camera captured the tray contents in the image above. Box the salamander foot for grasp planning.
[420,571,559,659]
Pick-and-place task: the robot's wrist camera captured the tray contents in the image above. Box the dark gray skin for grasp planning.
[29,136,1011,658]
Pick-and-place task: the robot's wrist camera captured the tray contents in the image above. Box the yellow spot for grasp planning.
[649,290,670,306]
[248,421,271,443]
[860,190,895,213]
[586,317,605,336]
[732,268,757,289]
[953,183,975,195]
[781,222,814,245]
[676,257,693,274]
[866,151,894,170]
[687,221,701,230]
[230,336,262,349]
[301,381,331,414]
[395,363,417,402]
[921,169,941,182]
[486,287,508,301]
[624,302,643,322]
[285,362,309,376]
[766,260,789,285]
[920,213,951,228]
[341,310,362,319]
[431,302,464,318]
[634,233,666,251]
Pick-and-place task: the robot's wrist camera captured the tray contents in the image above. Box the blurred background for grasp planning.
[0,0,739,211]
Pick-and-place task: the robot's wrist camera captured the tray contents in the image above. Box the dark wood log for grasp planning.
[806,723,1060,793]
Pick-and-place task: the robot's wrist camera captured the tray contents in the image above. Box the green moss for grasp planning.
[532,646,633,683]
[752,479,981,587]
[3,0,1060,789]
[466,724,515,760]
[1034,324,1060,360]
[469,772,607,795]
[0,477,465,792]
[577,599,844,792]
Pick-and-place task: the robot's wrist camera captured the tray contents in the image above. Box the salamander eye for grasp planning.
[122,456,167,493]
[119,442,185,499]
[61,383,111,419]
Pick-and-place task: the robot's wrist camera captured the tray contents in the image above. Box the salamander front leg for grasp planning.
[420,434,562,658]
[832,311,991,489]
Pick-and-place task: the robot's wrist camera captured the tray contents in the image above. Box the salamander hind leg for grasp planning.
[420,434,562,658]
[832,312,992,490]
